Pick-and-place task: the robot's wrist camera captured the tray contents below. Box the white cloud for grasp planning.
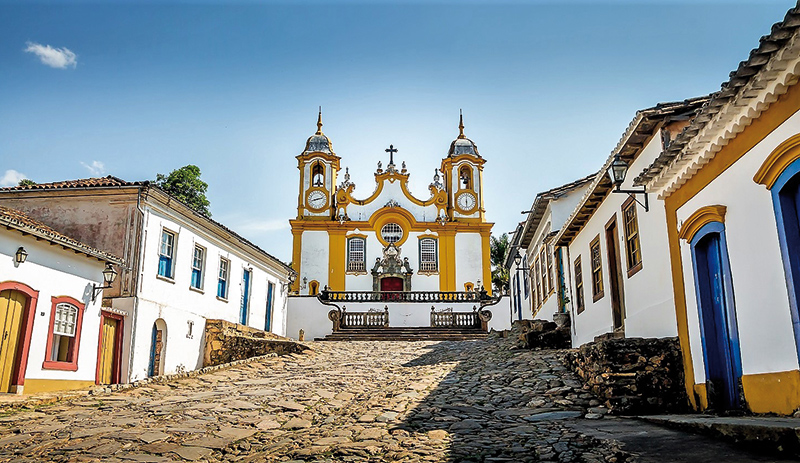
[24,42,77,69]
[80,160,105,176]
[0,170,28,187]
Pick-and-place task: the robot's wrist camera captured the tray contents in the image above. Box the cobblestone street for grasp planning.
[0,338,781,463]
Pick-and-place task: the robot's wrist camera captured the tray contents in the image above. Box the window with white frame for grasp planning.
[158,229,176,279]
[419,238,438,272]
[347,237,366,272]
[51,303,78,362]
[191,245,205,289]
[218,258,230,299]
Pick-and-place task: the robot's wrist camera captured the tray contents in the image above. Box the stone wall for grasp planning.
[507,319,571,350]
[203,319,310,367]
[564,337,688,415]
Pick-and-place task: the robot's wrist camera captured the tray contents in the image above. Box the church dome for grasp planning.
[303,110,334,154]
[447,113,480,157]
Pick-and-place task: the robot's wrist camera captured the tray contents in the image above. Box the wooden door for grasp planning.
[0,290,26,392]
[605,218,626,331]
[148,324,164,377]
[98,317,118,385]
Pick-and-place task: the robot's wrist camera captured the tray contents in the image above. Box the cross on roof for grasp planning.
[385,144,398,166]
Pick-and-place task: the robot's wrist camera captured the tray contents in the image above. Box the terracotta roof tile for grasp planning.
[0,175,144,191]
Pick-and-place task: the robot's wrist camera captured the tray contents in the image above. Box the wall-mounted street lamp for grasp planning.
[14,247,28,265]
[92,263,118,302]
[282,271,297,292]
[607,154,649,212]
[299,277,308,291]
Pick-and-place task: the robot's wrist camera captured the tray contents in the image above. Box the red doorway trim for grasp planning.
[95,311,124,385]
[0,281,39,389]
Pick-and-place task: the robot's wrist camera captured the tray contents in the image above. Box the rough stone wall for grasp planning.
[564,337,688,415]
[508,319,571,350]
[203,319,310,367]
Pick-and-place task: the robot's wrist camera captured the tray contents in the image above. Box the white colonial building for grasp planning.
[506,175,593,322]
[287,113,510,340]
[0,205,123,394]
[554,98,708,347]
[0,178,293,383]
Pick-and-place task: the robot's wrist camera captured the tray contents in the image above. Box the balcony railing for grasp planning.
[431,307,492,330]
[328,306,389,331]
[320,289,491,304]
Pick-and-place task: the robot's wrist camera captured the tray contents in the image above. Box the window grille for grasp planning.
[420,238,438,271]
[348,238,366,272]
[54,303,78,337]
[381,223,402,244]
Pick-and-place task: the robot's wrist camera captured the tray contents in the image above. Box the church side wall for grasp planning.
[300,231,329,291]
[454,232,485,290]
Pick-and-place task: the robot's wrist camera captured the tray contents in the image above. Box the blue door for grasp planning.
[265,282,274,332]
[240,270,251,325]
[775,169,800,357]
[692,224,741,410]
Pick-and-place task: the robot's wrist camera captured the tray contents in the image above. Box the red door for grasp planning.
[380,277,404,301]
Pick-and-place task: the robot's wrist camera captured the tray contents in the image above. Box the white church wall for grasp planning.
[675,110,800,379]
[455,233,484,289]
[300,230,329,291]
[0,231,108,389]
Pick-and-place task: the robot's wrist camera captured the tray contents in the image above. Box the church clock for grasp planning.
[306,189,328,211]
[456,191,477,212]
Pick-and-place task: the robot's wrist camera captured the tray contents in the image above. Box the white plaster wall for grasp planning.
[675,110,800,378]
[0,231,107,385]
[570,134,677,346]
[300,230,329,291]
[345,180,439,223]
[132,205,290,380]
[455,233,484,289]
[551,185,592,229]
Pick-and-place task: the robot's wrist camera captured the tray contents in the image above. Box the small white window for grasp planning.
[419,238,438,272]
[348,237,366,272]
[381,223,402,244]
[54,303,78,337]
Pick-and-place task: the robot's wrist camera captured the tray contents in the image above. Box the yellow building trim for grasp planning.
[753,133,800,189]
[291,230,302,293]
[296,151,341,169]
[678,205,727,242]
[693,383,709,410]
[439,230,457,291]
[664,80,800,411]
[290,218,493,234]
[334,169,447,212]
[440,154,486,173]
[22,378,95,395]
[482,232,492,296]
[328,230,346,291]
[369,208,414,247]
[741,370,800,415]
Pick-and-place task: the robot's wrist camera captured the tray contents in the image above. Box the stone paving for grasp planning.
[0,338,632,462]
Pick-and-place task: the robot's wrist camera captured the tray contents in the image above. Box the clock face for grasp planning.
[307,190,327,210]
[457,192,477,211]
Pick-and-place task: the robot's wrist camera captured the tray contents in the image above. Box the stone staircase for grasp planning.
[317,327,488,341]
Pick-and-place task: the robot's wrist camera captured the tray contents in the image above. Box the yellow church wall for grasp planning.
[328,230,346,291]
[663,78,800,411]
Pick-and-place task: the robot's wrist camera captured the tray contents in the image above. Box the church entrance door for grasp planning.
[380,277,404,301]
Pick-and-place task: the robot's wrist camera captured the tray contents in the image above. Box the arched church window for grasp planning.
[460,166,472,189]
[312,162,324,187]
[381,223,402,244]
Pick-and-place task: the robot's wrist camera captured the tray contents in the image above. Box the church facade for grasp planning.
[289,114,493,296]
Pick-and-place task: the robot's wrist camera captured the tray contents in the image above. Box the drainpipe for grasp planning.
[127,186,147,383]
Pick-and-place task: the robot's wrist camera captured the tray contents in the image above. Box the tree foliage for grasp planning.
[155,165,211,217]
[18,179,36,187]
[490,233,510,294]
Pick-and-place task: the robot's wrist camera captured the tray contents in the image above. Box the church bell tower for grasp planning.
[441,113,486,221]
[296,111,341,219]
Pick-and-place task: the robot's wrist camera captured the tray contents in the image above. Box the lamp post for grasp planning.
[512,250,531,320]
[606,154,649,211]
[92,263,118,302]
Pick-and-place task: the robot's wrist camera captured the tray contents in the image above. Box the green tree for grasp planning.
[490,233,510,294]
[155,165,211,217]
[18,179,36,187]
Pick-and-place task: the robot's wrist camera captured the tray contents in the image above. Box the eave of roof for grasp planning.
[634,6,800,191]
[518,174,595,248]
[555,97,709,247]
[0,206,123,264]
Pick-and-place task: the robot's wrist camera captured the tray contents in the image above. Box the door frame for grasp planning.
[0,281,38,393]
[689,221,742,409]
[605,216,626,332]
[95,311,124,385]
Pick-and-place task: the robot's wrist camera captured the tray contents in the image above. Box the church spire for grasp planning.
[316,107,324,135]
[458,109,466,139]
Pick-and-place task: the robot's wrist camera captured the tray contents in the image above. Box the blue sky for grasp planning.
[0,0,795,262]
